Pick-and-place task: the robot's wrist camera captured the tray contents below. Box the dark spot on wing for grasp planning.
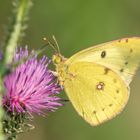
[109,104,113,107]
[82,111,85,117]
[102,108,105,111]
[120,68,124,72]
[130,49,133,53]
[96,82,105,90]
[104,68,109,74]
[125,61,128,65]
[101,51,106,58]
[93,110,97,114]
[125,39,128,43]
[116,90,119,93]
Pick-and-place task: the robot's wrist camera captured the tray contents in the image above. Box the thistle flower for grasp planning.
[3,48,62,115]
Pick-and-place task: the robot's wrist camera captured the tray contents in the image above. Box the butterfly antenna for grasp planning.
[43,37,58,53]
[52,35,61,54]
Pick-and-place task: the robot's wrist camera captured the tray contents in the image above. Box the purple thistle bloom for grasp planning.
[3,47,62,115]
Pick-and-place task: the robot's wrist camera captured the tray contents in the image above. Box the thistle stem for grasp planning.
[0,76,4,140]
[0,1,32,139]
[3,0,32,65]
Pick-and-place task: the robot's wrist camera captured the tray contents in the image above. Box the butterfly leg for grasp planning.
[50,70,58,76]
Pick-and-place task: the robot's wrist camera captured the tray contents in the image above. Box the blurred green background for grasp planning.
[1,0,140,140]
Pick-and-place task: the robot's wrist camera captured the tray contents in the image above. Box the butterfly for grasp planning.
[47,37,140,126]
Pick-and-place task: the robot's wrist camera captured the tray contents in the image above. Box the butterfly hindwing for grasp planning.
[66,37,140,85]
[54,37,140,126]
[64,62,129,126]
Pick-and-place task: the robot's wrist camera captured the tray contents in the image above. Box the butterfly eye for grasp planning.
[52,54,62,64]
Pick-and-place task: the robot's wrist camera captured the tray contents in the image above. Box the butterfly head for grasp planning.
[43,36,66,65]
[52,53,65,65]
[52,53,68,86]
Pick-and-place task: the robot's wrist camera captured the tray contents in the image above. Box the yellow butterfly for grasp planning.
[50,37,140,126]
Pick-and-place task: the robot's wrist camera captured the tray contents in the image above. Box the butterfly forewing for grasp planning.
[66,37,140,85]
